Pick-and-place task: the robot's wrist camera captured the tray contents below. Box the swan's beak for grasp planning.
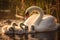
[25,15,29,19]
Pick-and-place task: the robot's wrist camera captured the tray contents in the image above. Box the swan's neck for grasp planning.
[34,14,42,26]
[24,13,40,32]
[24,14,39,26]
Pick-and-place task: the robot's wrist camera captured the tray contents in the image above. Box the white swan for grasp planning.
[2,6,59,34]
[23,6,59,32]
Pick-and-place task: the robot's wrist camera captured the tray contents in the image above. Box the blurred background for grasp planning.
[0,0,60,40]
[0,0,60,23]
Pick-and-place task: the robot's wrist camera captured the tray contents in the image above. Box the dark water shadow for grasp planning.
[0,31,58,40]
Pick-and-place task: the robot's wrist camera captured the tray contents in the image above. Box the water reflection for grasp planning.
[0,19,58,40]
[0,31,57,40]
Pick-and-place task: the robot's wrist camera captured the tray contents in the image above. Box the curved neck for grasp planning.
[34,14,42,26]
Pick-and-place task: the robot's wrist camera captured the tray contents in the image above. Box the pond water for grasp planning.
[0,19,59,40]
[0,31,58,40]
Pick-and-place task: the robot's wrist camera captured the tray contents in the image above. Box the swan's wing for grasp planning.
[35,15,57,32]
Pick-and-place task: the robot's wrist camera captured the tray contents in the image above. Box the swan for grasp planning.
[23,6,59,32]
[2,6,59,34]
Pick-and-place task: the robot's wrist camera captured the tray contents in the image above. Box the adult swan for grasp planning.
[23,6,59,32]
